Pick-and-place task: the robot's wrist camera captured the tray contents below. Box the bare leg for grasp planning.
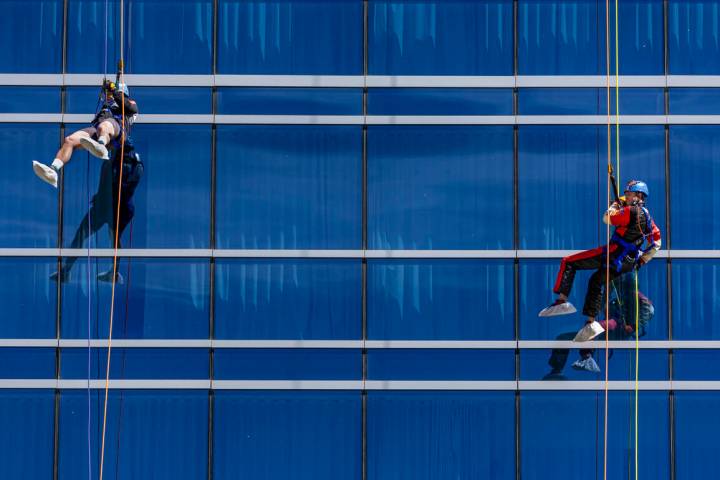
[54,129,92,166]
[95,120,117,146]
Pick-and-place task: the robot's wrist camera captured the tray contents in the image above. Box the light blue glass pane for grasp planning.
[217,88,362,115]
[521,349,668,381]
[368,392,515,480]
[59,390,208,480]
[675,392,720,479]
[669,1,720,74]
[0,348,56,379]
[670,126,720,249]
[672,260,720,340]
[369,0,513,75]
[0,87,60,113]
[61,258,210,339]
[213,349,361,380]
[0,391,54,479]
[670,88,720,114]
[368,126,513,249]
[368,88,513,115]
[216,126,362,249]
[0,258,56,338]
[0,0,62,73]
[0,124,59,247]
[129,87,212,114]
[60,348,209,379]
[519,88,665,115]
[213,391,361,480]
[368,349,515,380]
[367,260,514,340]
[674,350,720,380]
[218,0,363,75]
[214,260,361,340]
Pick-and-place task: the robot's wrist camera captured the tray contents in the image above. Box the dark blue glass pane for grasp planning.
[65,87,105,114]
[368,88,513,115]
[0,124,59,247]
[367,349,515,380]
[368,392,515,480]
[216,126,362,249]
[129,88,212,114]
[521,391,669,480]
[368,126,513,249]
[61,258,210,339]
[218,0,363,75]
[519,0,663,75]
[0,348,56,378]
[0,391,54,479]
[669,1,720,74]
[670,88,720,114]
[675,392,720,478]
[59,390,208,480]
[0,87,60,113]
[367,260,514,340]
[674,350,720,380]
[519,88,665,115]
[520,260,668,340]
[213,391,361,480]
[672,260,720,340]
[60,348,209,379]
[0,0,62,73]
[214,260,361,340]
[369,0,513,75]
[217,88,362,115]
[213,349,361,380]
[521,348,668,381]
[0,258,56,338]
[670,126,720,248]
[66,0,122,74]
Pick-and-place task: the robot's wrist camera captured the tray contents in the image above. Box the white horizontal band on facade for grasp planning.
[214,115,364,125]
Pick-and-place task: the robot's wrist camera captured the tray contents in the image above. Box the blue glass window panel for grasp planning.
[369,1,513,75]
[0,87,60,113]
[367,260,514,340]
[520,260,668,340]
[0,391,54,479]
[217,88,362,115]
[214,259,361,340]
[61,258,210,339]
[519,126,600,249]
[0,349,56,379]
[521,349,668,381]
[669,1,720,74]
[519,0,663,75]
[62,124,211,248]
[672,260,720,340]
[368,349,515,380]
[521,391,669,480]
[65,87,106,114]
[213,391,361,480]
[0,124,59,247]
[0,258,57,338]
[675,392,720,478]
[59,390,208,480]
[216,126,362,249]
[218,0,363,75]
[671,88,720,114]
[213,349,361,380]
[368,392,515,480]
[670,126,720,248]
[66,0,121,73]
[674,350,720,380]
[60,348,209,379]
[368,88,513,115]
[519,88,665,115]
[128,87,212,114]
[0,1,62,73]
[369,126,513,249]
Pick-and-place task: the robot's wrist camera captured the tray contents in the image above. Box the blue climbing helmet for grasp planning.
[117,82,129,96]
[625,179,649,198]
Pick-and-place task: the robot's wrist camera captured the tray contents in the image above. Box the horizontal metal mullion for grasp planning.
[211,380,362,390]
[364,341,516,349]
[214,115,364,125]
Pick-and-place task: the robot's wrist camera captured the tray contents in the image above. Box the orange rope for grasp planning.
[604,0,612,479]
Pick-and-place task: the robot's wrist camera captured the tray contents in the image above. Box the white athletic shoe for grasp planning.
[32,161,58,188]
[539,300,577,317]
[573,321,605,342]
[79,137,110,160]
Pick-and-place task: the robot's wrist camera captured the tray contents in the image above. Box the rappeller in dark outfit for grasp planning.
[538,180,662,343]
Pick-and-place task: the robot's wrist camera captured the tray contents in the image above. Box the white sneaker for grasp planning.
[79,137,109,160]
[32,161,58,188]
[573,321,605,342]
[539,300,577,317]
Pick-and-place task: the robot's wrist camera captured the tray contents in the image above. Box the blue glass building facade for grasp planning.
[1,0,719,478]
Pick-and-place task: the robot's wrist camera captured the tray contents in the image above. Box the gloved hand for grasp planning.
[102,79,117,92]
